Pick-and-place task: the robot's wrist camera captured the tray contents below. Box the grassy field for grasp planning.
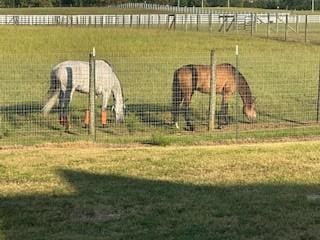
[0,25,319,145]
[0,141,320,239]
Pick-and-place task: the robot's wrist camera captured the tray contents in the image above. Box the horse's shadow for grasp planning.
[126,103,173,127]
[1,102,252,134]
[257,110,307,125]
[125,103,249,131]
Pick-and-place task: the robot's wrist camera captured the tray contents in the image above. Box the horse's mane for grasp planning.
[229,64,254,105]
[101,59,114,69]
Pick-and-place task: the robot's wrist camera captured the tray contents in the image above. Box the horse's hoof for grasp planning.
[184,126,194,131]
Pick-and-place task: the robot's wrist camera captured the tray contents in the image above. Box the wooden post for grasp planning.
[209,13,212,32]
[276,12,279,33]
[208,49,216,131]
[267,13,270,39]
[305,15,308,43]
[158,14,161,28]
[197,14,199,31]
[185,14,188,31]
[235,13,238,33]
[254,13,257,32]
[138,14,141,28]
[285,14,288,41]
[317,61,320,122]
[250,13,254,37]
[223,14,226,33]
[235,45,239,139]
[88,48,96,137]
[295,15,299,36]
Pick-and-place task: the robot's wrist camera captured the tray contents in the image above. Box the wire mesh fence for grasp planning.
[0,49,319,145]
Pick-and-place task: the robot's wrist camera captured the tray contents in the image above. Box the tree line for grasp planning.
[0,0,319,10]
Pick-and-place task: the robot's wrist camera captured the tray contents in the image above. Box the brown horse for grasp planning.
[172,63,256,131]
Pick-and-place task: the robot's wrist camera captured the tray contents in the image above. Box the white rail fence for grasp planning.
[1,13,320,26]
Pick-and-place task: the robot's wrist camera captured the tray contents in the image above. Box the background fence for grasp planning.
[0,49,319,145]
[1,12,319,45]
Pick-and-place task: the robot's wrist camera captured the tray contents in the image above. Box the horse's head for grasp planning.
[243,97,257,122]
[112,99,127,123]
[112,104,125,123]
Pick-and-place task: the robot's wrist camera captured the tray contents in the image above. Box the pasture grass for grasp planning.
[0,141,320,239]
[0,26,320,145]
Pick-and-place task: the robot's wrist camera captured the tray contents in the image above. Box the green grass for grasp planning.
[0,26,319,145]
[0,141,320,239]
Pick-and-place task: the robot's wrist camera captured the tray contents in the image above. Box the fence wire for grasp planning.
[0,50,319,145]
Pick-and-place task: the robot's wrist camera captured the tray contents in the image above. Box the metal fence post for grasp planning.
[208,49,216,131]
[89,48,96,138]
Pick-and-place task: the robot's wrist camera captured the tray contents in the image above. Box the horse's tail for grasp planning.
[172,68,183,123]
[42,69,60,115]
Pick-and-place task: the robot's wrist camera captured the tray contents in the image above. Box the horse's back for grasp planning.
[51,60,116,93]
[174,64,237,95]
[52,60,112,76]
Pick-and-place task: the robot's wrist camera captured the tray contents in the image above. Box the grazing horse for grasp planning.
[172,63,256,131]
[42,60,125,128]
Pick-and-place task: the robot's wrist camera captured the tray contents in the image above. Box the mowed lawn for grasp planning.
[1,141,320,239]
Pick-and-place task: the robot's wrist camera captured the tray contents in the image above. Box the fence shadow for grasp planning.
[0,169,319,240]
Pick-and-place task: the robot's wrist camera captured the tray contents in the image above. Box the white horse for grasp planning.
[42,60,125,128]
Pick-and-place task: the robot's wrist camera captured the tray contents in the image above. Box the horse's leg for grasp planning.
[63,88,74,131]
[58,90,66,126]
[172,85,182,129]
[101,90,112,127]
[182,97,194,131]
[219,90,229,126]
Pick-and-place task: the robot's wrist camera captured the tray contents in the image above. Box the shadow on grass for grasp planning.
[126,103,172,127]
[257,110,308,125]
[0,169,319,240]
